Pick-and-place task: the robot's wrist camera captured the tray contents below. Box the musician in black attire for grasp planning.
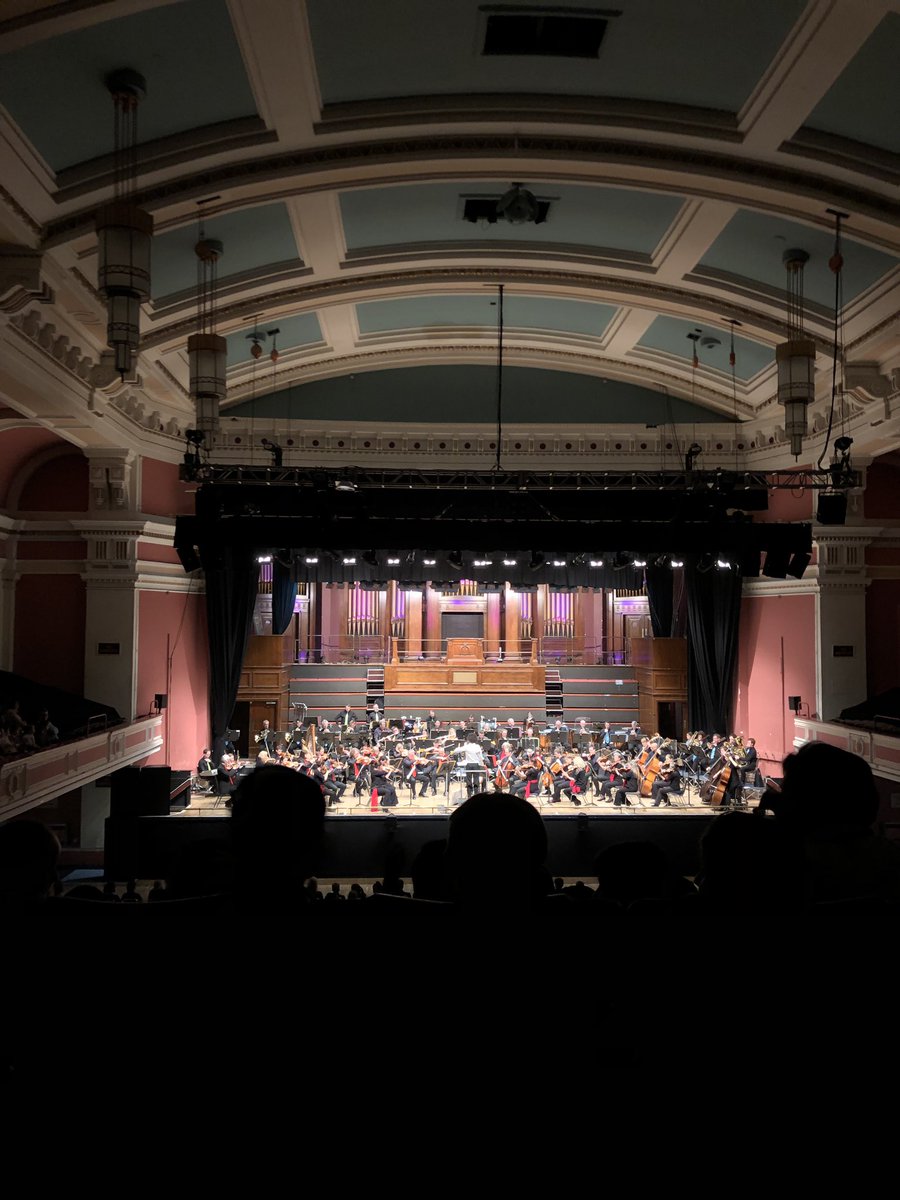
[255,720,274,754]
[743,737,763,786]
[336,705,356,730]
[598,752,629,801]
[650,757,683,807]
[197,749,215,776]
[217,753,238,797]
[371,761,398,808]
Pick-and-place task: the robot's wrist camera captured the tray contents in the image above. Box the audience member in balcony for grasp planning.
[121,879,143,904]
[101,880,120,902]
[148,880,167,903]
[0,818,60,913]
[4,699,27,733]
[445,792,552,911]
[35,710,59,747]
[19,725,37,752]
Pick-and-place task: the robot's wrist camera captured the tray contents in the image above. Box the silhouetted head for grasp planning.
[230,766,326,891]
[0,819,60,909]
[778,742,879,832]
[446,792,548,908]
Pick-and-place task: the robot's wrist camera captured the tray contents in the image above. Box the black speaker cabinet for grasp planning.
[110,766,172,818]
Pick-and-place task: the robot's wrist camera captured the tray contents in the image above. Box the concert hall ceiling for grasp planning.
[1,0,899,470]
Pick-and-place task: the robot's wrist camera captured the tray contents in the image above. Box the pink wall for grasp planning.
[140,458,196,517]
[0,429,73,506]
[863,458,900,519]
[867,580,900,698]
[735,593,817,773]
[137,541,181,563]
[14,574,85,694]
[137,590,209,769]
[18,453,88,511]
[17,540,86,560]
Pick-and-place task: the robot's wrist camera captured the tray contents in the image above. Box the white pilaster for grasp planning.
[814,529,875,720]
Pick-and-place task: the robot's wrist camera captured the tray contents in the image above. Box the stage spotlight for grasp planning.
[448,550,463,571]
[304,556,318,564]
[387,557,400,565]
[716,559,732,569]
[670,559,684,568]
[552,560,566,567]
[787,551,811,579]
[342,556,357,565]
[633,559,647,568]
[362,549,378,568]
[503,559,517,566]
[763,548,789,579]
[423,559,436,566]
[530,551,545,570]
[738,550,760,577]
[589,559,604,568]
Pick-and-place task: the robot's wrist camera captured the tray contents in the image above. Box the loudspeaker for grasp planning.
[787,696,802,713]
[817,493,847,525]
[110,766,172,818]
[155,693,168,710]
[787,551,811,579]
[763,548,789,579]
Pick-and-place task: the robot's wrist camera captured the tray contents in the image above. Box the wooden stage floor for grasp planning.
[177,779,758,818]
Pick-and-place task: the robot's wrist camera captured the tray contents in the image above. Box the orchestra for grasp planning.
[198,718,759,813]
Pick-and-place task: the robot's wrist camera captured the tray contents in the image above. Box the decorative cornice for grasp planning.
[844,362,900,403]
[0,186,41,240]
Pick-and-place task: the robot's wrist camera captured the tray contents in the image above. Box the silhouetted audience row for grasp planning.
[2,743,899,915]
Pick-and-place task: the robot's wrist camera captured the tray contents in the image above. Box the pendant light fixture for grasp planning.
[95,69,153,377]
[188,227,225,434]
[776,249,816,458]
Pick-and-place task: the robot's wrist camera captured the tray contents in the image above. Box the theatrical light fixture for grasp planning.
[496,182,540,224]
[304,557,318,564]
[589,560,604,567]
[717,559,732,569]
[342,557,356,565]
[503,559,517,566]
[387,557,400,565]
[787,551,811,579]
[633,559,647,568]
[261,438,283,467]
[671,560,684,568]
[423,559,436,566]
[333,473,358,492]
[552,560,566,567]
[256,555,272,563]
[95,70,153,377]
[473,559,493,567]
[776,248,816,458]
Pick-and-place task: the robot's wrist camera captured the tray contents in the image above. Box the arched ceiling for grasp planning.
[1,0,899,466]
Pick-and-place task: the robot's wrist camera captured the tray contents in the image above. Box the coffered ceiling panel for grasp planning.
[340,180,685,258]
[802,12,900,154]
[0,0,258,172]
[356,294,619,338]
[307,0,807,111]
[636,315,774,383]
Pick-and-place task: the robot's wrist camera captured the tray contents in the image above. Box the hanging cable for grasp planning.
[816,209,847,470]
[727,319,741,470]
[495,283,504,471]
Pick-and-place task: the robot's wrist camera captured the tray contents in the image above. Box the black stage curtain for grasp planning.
[684,560,743,735]
[645,564,674,637]
[272,559,296,635]
[206,549,259,759]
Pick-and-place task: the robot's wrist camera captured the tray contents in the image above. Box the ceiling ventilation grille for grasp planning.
[481,6,612,58]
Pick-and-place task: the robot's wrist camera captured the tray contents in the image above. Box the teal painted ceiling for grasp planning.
[0,0,257,172]
[637,315,773,382]
[150,203,302,301]
[804,13,900,154]
[227,365,733,425]
[341,180,684,256]
[697,209,899,308]
[225,312,323,368]
[356,294,619,338]
[307,0,807,111]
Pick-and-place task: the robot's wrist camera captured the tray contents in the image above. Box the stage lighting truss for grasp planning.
[192,466,860,492]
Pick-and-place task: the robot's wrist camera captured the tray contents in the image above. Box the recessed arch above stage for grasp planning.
[225,364,735,426]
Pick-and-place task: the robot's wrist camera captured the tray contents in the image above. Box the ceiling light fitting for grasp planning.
[95,69,153,377]
[776,248,815,459]
[188,228,226,434]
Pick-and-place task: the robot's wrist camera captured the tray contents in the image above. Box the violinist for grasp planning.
[550,752,588,805]
[508,750,540,800]
[370,755,399,809]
